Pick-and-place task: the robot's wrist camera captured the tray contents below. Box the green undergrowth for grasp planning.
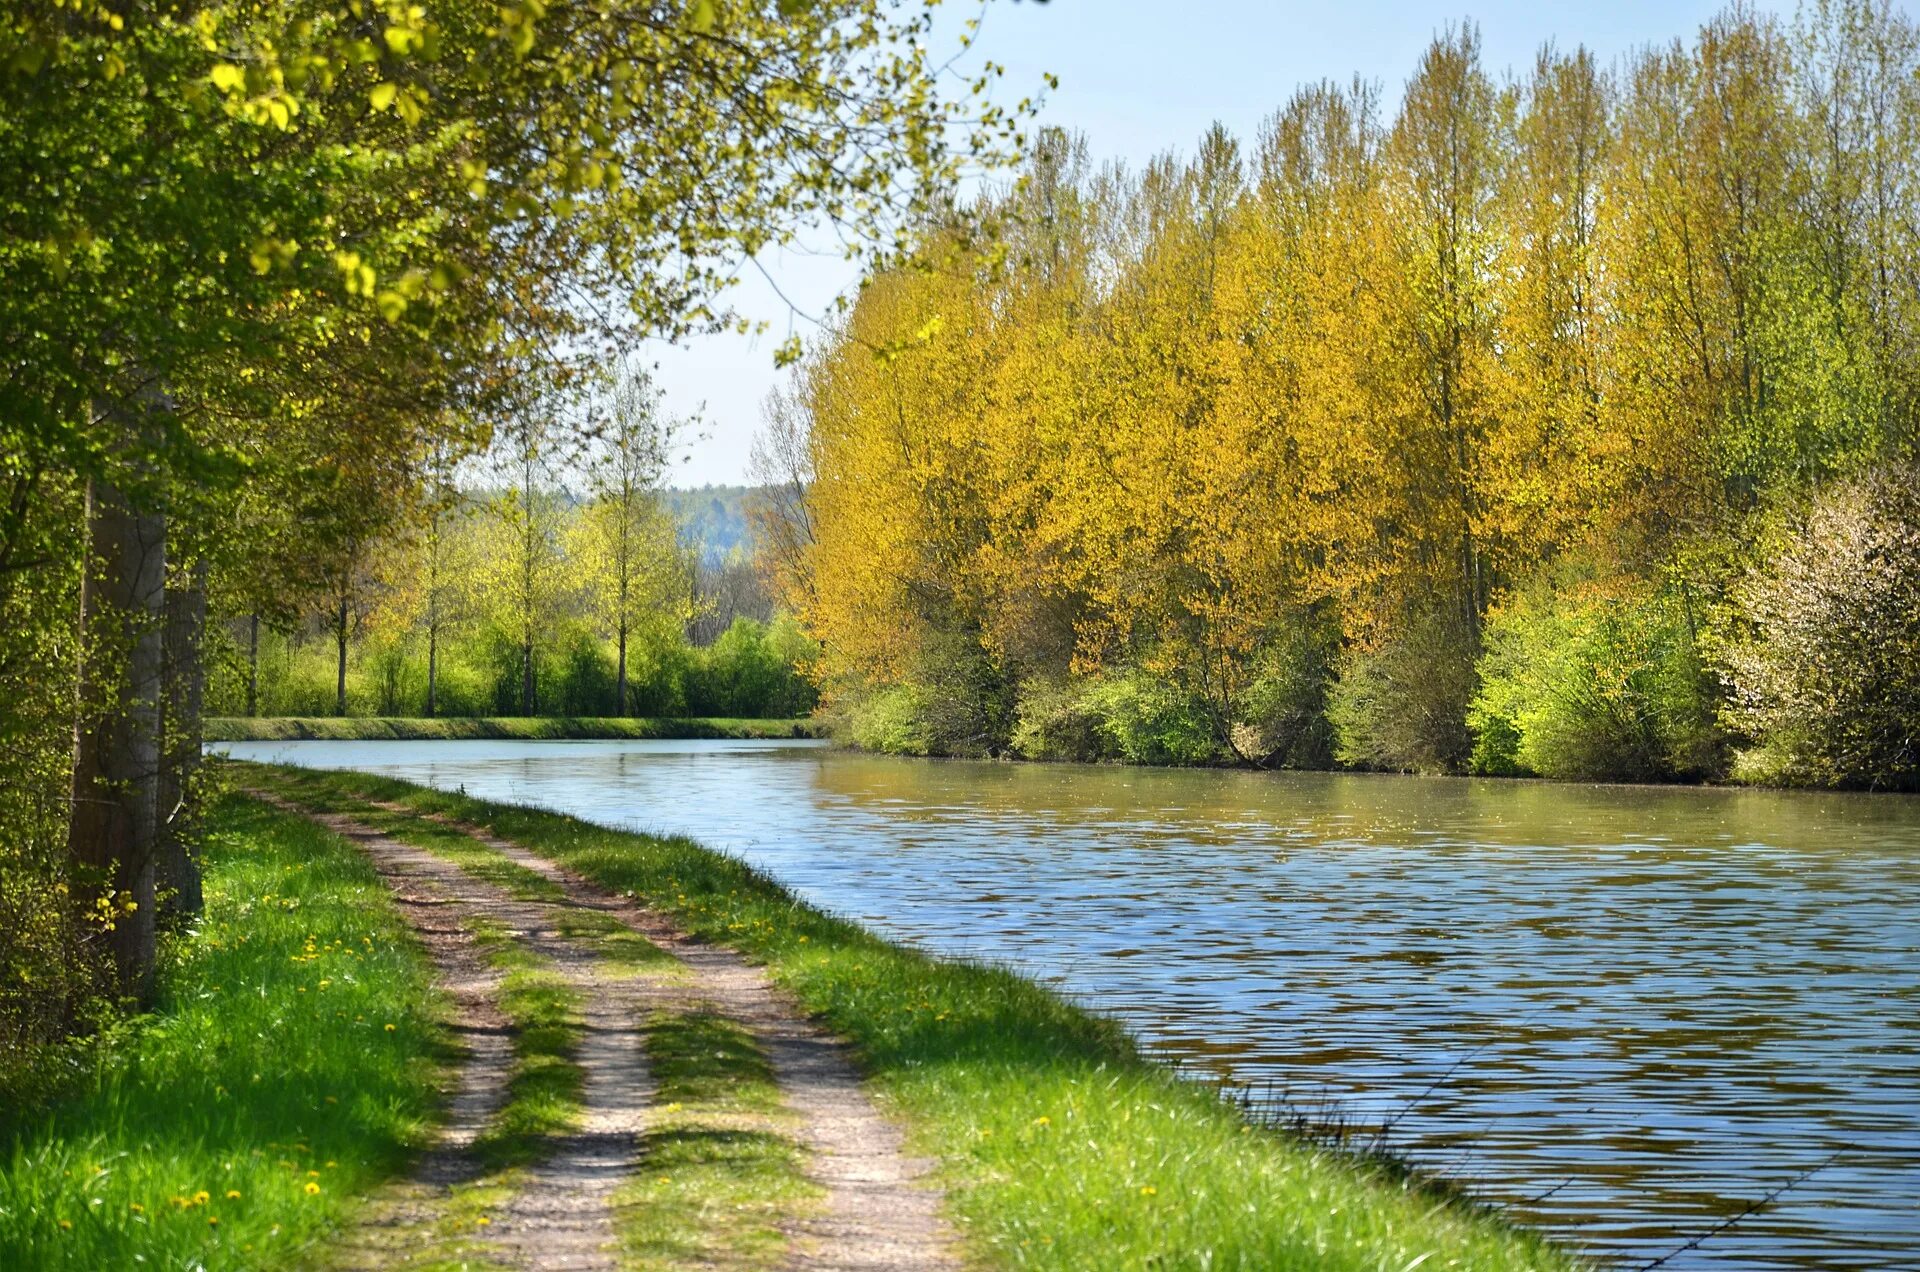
[0,794,447,1270]
[239,762,1580,1271]
[206,716,820,743]
[616,1008,817,1271]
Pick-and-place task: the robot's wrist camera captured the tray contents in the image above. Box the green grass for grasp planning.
[477,967,585,1171]
[616,1008,817,1271]
[0,794,448,1270]
[240,762,1582,1272]
[205,716,820,743]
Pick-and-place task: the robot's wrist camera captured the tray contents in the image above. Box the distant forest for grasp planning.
[663,485,758,567]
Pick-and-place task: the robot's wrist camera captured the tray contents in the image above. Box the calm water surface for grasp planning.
[219,738,1920,1268]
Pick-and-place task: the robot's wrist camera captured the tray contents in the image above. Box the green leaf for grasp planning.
[369,82,399,112]
[210,62,245,93]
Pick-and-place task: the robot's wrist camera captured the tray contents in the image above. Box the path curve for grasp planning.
[394,805,963,1272]
[270,797,656,1271]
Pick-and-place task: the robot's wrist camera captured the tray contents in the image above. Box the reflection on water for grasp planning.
[219,738,1920,1269]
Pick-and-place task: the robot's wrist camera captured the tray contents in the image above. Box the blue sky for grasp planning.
[659,0,1790,486]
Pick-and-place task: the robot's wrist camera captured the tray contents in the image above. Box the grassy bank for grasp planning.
[0,795,448,1270]
[247,762,1580,1271]
[204,716,820,743]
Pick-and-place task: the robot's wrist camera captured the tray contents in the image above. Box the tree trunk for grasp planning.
[335,593,349,716]
[157,556,208,919]
[521,637,536,715]
[616,622,628,716]
[426,624,438,718]
[69,467,166,1003]
[246,612,260,716]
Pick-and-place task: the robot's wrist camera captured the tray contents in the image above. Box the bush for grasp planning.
[688,616,819,717]
[1081,670,1220,766]
[1722,463,1920,789]
[832,631,1012,757]
[1329,602,1478,773]
[844,683,932,754]
[1469,577,1721,782]
[1234,610,1339,768]
[1011,676,1111,762]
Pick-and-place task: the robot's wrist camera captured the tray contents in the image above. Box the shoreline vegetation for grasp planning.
[0,767,1581,1270]
[763,7,1920,796]
[205,716,821,743]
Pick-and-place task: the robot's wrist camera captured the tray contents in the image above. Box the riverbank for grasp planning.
[3,767,1579,1269]
[267,761,1575,1269]
[204,716,820,743]
[0,794,450,1269]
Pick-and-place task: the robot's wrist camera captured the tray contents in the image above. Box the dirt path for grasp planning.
[267,791,961,1272]
[399,809,961,1272]
[304,804,516,1271]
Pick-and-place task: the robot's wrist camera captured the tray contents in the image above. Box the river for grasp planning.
[217,737,1920,1269]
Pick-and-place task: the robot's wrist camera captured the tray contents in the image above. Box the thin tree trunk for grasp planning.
[426,624,438,718]
[335,593,349,716]
[246,612,260,716]
[616,622,628,716]
[521,637,535,715]
[157,556,207,919]
[69,463,166,1002]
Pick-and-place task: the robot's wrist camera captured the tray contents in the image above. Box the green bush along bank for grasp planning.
[205,716,821,743]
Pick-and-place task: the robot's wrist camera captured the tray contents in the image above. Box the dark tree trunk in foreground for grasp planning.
[157,556,208,918]
[246,612,260,716]
[335,593,349,716]
[426,624,439,718]
[69,465,166,1002]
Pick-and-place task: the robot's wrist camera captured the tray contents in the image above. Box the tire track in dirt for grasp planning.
[388,806,962,1272]
[266,796,657,1271]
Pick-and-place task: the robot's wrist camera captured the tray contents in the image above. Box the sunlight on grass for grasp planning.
[246,762,1583,1271]
[615,1007,817,1272]
[0,794,445,1270]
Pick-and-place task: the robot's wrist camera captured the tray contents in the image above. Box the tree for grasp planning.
[571,368,697,715]
[476,414,571,716]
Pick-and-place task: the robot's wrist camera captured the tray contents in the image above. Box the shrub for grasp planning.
[1722,463,1920,789]
[1081,670,1220,766]
[844,683,931,754]
[1329,602,1478,773]
[689,616,819,717]
[1470,577,1721,782]
[1234,610,1339,769]
[1011,676,1111,762]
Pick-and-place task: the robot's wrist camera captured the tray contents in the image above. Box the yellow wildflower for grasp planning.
[225,1191,242,1200]
[303,1181,321,1196]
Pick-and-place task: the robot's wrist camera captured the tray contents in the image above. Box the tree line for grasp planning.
[230,376,813,723]
[1,0,1030,1075]
[770,2,1920,791]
